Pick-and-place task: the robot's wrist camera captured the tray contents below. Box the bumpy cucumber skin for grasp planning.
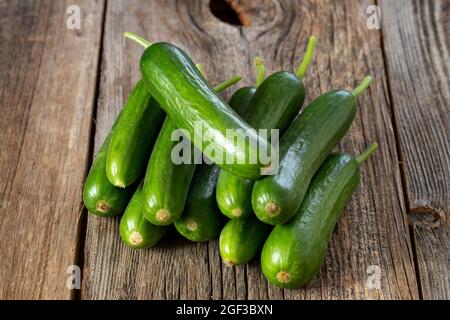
[143,118,196,226]
[120,183,168,249]
[217,71,305,219]
[106,80,165,188]
[174,165,223,242]
[175,87,255,241]
[140,42,269,180]
[83,132,133,217]
[261,154,360,288]
[219,216,272,266]
[252,90,357,225]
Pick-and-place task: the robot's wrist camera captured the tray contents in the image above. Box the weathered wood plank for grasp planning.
[380,0,449,299]
[82,0,419,299]
[0,0,104,299]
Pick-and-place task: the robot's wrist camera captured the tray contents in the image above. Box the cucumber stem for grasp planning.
[196,64,206,77]
[196,64,240,92]
[254,57,266,88]
[352,76,373,97]
[295,36,316,79]
[356,142,378,165]
[213,75,242,93]
[123,31,152,48]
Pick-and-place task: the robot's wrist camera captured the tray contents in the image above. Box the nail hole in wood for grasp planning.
[209,0,251,27]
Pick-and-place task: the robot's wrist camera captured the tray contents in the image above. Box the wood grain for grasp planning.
[0,0,104,299]
[380,0,449,299]
[82,0,419,300]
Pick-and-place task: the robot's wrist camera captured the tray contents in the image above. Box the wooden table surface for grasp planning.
[0,0,448,300]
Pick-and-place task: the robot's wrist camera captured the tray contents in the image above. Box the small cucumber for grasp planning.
[174,63,261,242]
[217,38,315,219]
[83,119,134,217]
[252,76,373,225]
[142,118,196,226]
[106,80,165,188]
[174,165,223,242]
[219,215,272,266]
[261,143,378,288]
[125,32,270,179]
[143,75,242,226]
[120,183,168,249]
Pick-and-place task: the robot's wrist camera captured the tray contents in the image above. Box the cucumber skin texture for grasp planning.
[252,90,357,225]
[243,71,305,133]
[174,165,223,242]
[83,131,133,217]
[140,42,269,180]
[219,215,272,266]
[228,87,256,116]
[216,172,254,218]
[261,154,360,288]
[106,80,165,188]
[175,87,256,241]
[217,71,305,219]
[120,183,168,249]
[143,118,196,226]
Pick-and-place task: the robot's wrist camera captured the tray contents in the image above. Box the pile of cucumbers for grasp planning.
[83,32,378,289]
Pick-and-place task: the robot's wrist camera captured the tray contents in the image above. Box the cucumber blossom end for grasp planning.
[231,208,242,218]
[223,260,235,267]
[130,231,143,246]
[96,200,109,214]
[276,271,291,284]
[156,209,172,223]
[265,201,280,217]
[186,219,198,231]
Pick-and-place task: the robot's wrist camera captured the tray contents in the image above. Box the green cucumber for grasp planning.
[227,86,256,116]
[252,76,373,225]
[217,38,315,219]
[143,76,242,226]
[142,118,194,226]
[82,119,134,217]
[106,80,165,188]
[219,215,271,266]
[174,59,263,241]
[125,32,270,179]
[120,183,168,249]
[261,143,378,288]
[174,165,223,242]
